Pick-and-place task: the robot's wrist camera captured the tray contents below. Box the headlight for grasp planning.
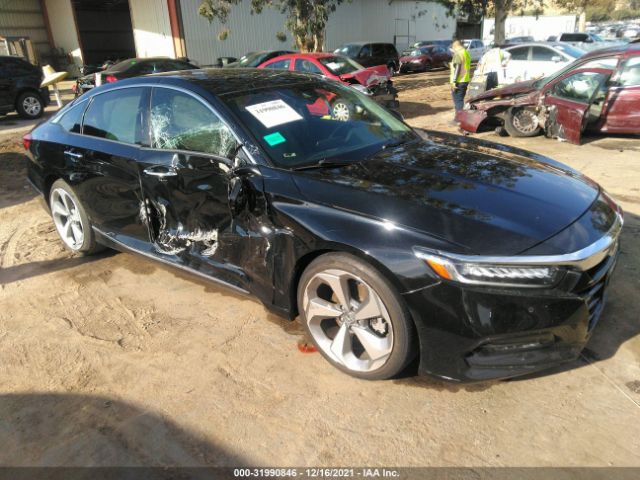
[414,249,563,288]
[411,59,422,63]
[350,84,372,95]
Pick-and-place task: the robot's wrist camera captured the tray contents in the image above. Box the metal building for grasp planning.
[0,0,52,61]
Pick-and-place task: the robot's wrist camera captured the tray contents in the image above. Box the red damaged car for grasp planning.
[456,41,640,144]
[258,52,399,115]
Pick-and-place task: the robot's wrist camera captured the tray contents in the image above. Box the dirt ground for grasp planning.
[1,72,640,468]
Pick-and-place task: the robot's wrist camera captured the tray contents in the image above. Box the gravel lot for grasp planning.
[1,73,639,468]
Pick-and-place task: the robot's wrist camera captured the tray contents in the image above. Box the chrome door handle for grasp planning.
[143,165,178,178]
[64,150,83,159]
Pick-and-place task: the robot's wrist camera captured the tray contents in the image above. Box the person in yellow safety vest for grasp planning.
[449,39,471,121]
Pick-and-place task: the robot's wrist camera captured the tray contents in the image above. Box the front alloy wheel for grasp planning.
[298,253,415,380]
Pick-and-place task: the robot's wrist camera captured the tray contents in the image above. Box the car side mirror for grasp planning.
[551,55,562,62]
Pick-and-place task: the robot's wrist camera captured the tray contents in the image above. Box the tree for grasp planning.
[555,0,607,31]
[434,0,542,45]
[199,0,347,52]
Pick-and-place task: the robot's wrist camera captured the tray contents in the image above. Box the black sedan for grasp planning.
[73,57,198,96]
[25,69,623,382]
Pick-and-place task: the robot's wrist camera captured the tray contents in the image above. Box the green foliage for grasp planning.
[276,31,287,42]
[432,0,544,44]
[587,6,610,21]
[199,0,348,51]
[611,8,640,19]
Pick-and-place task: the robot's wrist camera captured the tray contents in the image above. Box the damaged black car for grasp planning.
[25,69,623,382]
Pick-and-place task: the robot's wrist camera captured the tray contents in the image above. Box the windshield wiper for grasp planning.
[381,135,419,151]
[291,159,354,171]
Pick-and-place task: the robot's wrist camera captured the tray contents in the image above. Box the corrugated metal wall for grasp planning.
[0,0,51,57]
[179,0,288,66]
[129,0,175,58]
[325,0,456,52]
[179,0,456,65]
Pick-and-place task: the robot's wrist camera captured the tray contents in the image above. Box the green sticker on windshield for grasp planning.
[263,132,286,147]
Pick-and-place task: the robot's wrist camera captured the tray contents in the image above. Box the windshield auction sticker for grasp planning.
[246,100,303,128]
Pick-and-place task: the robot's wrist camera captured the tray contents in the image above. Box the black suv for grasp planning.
[334,42,400,72]
[0,56,50,119]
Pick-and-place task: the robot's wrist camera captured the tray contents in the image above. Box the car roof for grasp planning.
[270,52,335,59]
[505,42,573,48]
[337,42,393,46]
[581,41,640,59]
[86,68,324,97]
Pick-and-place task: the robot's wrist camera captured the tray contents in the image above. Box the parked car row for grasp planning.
[72,46,402,112]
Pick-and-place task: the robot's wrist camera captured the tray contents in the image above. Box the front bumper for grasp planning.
[404,208,622,382]
[455,108,486,132]
[399,62,424,72]
[370,81,399,109]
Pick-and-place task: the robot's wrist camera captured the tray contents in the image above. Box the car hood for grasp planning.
[340,65,390,86]
[469,79,539,102]
[290,132,599,255]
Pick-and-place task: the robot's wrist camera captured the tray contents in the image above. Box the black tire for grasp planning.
[503,107,541,138]
[49,179,105,255]
[16,91,44,119]
[423,61,432,72]
[297,252,416,380]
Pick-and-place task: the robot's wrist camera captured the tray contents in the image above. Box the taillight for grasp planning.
[104,75,118,83]
[22,133,32,151]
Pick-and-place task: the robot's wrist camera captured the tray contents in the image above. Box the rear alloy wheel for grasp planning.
[16,92,43,119]
[49,179,103,255]
[298,253,415,380]
[504,107,541,137]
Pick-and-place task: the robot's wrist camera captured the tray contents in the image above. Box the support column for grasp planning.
[167,0,187,59]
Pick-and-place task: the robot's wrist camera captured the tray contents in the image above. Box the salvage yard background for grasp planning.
[1,76,640,466]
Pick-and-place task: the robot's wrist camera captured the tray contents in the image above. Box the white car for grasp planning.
[462,39,486,62]
[503,42,586,84]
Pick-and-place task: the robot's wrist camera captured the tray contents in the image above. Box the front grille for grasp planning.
[582,280,606,331]
[574,240,619,332]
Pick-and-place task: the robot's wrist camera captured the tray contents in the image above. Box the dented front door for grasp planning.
[542,69,612,144]
[137,86,251,288]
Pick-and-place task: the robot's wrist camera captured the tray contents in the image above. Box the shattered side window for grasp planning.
[150,88,236,157]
